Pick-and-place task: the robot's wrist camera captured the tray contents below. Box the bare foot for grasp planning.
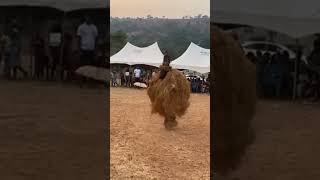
[164,120,178,130]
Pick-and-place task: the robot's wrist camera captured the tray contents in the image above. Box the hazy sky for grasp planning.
[111,0,210,18]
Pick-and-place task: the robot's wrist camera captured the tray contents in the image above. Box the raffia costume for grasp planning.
[147,54,190,129]
[212,25,256,176]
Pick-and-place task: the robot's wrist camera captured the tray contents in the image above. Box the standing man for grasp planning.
[124,67,130,87]
[133,66,141,83]
[1,31,10,78]
[0,31,9,75]
[0,32,5,63]
[129,67,134,87]
[7,19,28,79]
[48,23,62,81]
[77,15,98,86]
[61,32,73,81]
[77,15,98,66]
[33,32,47,80]
[116,71,122,87]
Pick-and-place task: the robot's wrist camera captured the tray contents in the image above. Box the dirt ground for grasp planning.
[2,81,320,179]
[111,87,320,180]
[110,88,210,180]
[0,80,106,180]
[231,100,320,180]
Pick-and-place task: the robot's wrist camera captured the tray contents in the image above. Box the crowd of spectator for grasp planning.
[0,16,106,86]
[245,37,320,104]
[246,50,293,99]
[187,75,210,93]
[110,66,153,87]
[110,66,210,94]
[297,37,320,104]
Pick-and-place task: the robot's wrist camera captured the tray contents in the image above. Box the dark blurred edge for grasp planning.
[210,2,214,179]
[0,3,110,180]
[105,5,110,180]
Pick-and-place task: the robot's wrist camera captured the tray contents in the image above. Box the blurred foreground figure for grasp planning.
[147,53,190,130]
[77,15,98,86]
[7,20,28,79]
[212,25,256,177]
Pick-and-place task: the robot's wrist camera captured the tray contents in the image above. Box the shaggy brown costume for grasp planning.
[212,25,257,176]
[147,65,190,129]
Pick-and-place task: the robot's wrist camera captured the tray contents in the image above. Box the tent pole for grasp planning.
[58,12,66,81]
[292,39,301,101]
[292,43,297,101]
[28,10,33,79]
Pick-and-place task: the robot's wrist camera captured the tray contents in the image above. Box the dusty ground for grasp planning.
[110,88,210,180]
[231,100,320,180]
[0,80,106,180]
[3,81,319,179]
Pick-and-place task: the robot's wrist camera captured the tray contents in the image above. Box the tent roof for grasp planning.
[0,0,108,12]
[110,42,164,67]
[213,0,320,38]
[214,0,320,18]
[171,42,210,73]
[213,11,320,38]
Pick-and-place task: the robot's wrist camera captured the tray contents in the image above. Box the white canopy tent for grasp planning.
[171,42,210,74]
[0,0,108,12]
[213,0,320,100]
[214,11,320,39]
[213,0,320,38]
[110,42,164,67]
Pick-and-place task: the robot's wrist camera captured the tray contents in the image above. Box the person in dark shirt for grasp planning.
[159,52,171,79]
[61,32,73,81]
[7,20,28,79]
[246,52,256,64]
[33,32,47,80]
[0,32,6,63]
[309,36,320,66]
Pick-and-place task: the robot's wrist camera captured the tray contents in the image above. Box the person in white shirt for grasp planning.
[133,67,141,82]
[77,16,98,67]
[116,71,122,87]
[77,16,98,86]
[48,23,62,80]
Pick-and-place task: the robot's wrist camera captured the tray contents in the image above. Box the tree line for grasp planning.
[110,17,210,59]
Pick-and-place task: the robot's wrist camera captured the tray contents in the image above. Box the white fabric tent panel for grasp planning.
[171,42,210,73]
[214,0,320,18]
[213,0,320,38]
[0,0,108,11]
[110,42,164,67]
[213,11,320,38]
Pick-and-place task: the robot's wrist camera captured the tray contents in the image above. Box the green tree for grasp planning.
[110,17,210,59]
[110,31,128,56]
